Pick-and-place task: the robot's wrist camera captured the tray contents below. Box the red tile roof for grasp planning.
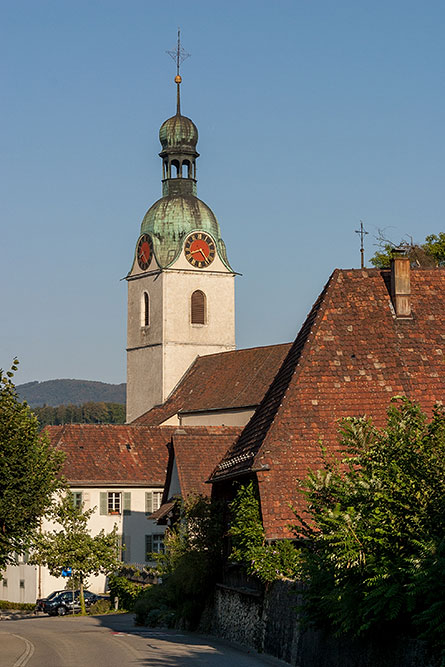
[172,427,242,497]
[131,343,292,425]
[211,268,445,539]
[45,424,176,486]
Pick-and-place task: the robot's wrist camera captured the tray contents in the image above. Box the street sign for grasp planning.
[61,567,72,577]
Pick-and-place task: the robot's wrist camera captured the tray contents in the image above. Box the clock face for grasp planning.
[137,234,153,270]
[184,232,216,268]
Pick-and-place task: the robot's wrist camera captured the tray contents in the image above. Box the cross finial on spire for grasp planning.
[166,28,191,115]
[355,220,369,269]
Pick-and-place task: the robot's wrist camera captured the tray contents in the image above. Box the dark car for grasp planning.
[43,590,78,616]
[35,589,65,613]
[42,590,106,616]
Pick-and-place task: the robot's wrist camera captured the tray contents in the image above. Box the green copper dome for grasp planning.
[140,194,232,270]
[159,115,198,150]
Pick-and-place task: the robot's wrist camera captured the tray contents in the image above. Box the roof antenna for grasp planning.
[166,28,191,116]
[355,220,369,269]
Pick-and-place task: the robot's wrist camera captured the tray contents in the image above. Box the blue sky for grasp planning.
[1,0,444,385]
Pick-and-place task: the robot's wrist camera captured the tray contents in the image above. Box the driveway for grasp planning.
[0,613,286,667]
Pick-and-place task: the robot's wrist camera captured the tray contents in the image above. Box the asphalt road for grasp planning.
[0,613,285,667]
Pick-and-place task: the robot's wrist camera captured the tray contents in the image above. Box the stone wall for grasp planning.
[205,579,440,667]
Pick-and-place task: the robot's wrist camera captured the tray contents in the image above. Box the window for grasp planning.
[2,579,7,587]
[71,491,83,509]
[100,491,131,515]
[191,290,206,325]
[145,534,164,560]
[108,492,121,515]
[20,580,25,589]
[141,292,150,327]
[145,491,163,515]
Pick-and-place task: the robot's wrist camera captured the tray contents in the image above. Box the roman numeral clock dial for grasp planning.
[184,232,216,268]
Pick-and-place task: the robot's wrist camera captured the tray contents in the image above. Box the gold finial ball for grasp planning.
[175,75,182,84]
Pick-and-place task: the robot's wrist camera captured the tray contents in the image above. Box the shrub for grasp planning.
[0,600,35,611]
[88,598,111,615]
[108,571,147,611]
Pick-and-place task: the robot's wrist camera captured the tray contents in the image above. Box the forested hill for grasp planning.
[16,379,126,407]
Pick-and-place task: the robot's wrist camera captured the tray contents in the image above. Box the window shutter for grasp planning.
[145,534,153,560]
[116,534,122,561]
[100,492,107,515]
[145,492,153,515]
[123,492,131,516]
[123,535,131,563]
[191,290,206,324]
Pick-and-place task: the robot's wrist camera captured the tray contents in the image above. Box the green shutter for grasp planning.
[116,534,122,561]
[145,492,153,515]
[123,492,131,516]
[145,534,153,560]
[100,492,107,515]
[123,535,130,563]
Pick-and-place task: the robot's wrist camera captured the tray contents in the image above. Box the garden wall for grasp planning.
[204,579,439,667]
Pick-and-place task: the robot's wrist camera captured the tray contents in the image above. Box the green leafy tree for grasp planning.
[0,360,64,569]
[370,232,445,268]
[294,399,445,648]
[229,481,300,583]
[31,493,121,614]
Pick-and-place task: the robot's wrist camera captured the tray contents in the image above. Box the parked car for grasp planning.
[42,590,108,616]
[43,591,78,616]
[35,590,65,613]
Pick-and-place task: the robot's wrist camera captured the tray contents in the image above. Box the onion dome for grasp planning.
[159,115,198,151]
[140,194,231,270]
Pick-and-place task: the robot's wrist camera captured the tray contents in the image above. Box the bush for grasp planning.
[88,598,111,615]
[108,571,147,611]
[0,600,35,611]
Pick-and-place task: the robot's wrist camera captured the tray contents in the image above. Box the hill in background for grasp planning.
[17,379,126,407]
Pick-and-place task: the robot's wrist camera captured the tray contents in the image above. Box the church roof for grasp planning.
[131,342,292,426]
[45,424,175,486]
[210,268,445,539]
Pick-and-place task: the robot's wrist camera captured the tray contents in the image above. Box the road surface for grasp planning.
[0,613,284,667]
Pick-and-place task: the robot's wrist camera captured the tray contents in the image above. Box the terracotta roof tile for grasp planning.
[172,426,242,497]
[45,424,176,486]
[211,268,445,539]
[131,344,291,425]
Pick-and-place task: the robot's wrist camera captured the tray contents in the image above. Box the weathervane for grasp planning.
[355,220,369,269]
[166,28,191,115]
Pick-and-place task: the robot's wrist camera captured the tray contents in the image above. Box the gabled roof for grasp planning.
[131,343,292,426]
[172,426,242,498]
[211,268,445,539]
[45,424,175,486]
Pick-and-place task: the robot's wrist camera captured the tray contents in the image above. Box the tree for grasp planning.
[0,360,64,569]
[229,481,300,583]
[31,493,121,614]
[294,399,445,649]
[370,232,445,268]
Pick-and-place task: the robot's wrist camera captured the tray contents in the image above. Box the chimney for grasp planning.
[390,249,411,318]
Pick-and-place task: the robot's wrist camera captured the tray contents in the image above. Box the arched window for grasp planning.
[191,290,206,325]
[171,159,180,178]
[141,292,150,327]
[183,159,191,178]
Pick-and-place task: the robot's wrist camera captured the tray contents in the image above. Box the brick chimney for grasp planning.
[391,248,411,318]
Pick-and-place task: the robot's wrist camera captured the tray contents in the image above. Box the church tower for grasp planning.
[126,60,236,423]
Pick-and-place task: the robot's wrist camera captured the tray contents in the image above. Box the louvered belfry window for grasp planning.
[191,290,206,324]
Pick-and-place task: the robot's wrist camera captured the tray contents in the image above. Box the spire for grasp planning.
[166,28,190,117]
